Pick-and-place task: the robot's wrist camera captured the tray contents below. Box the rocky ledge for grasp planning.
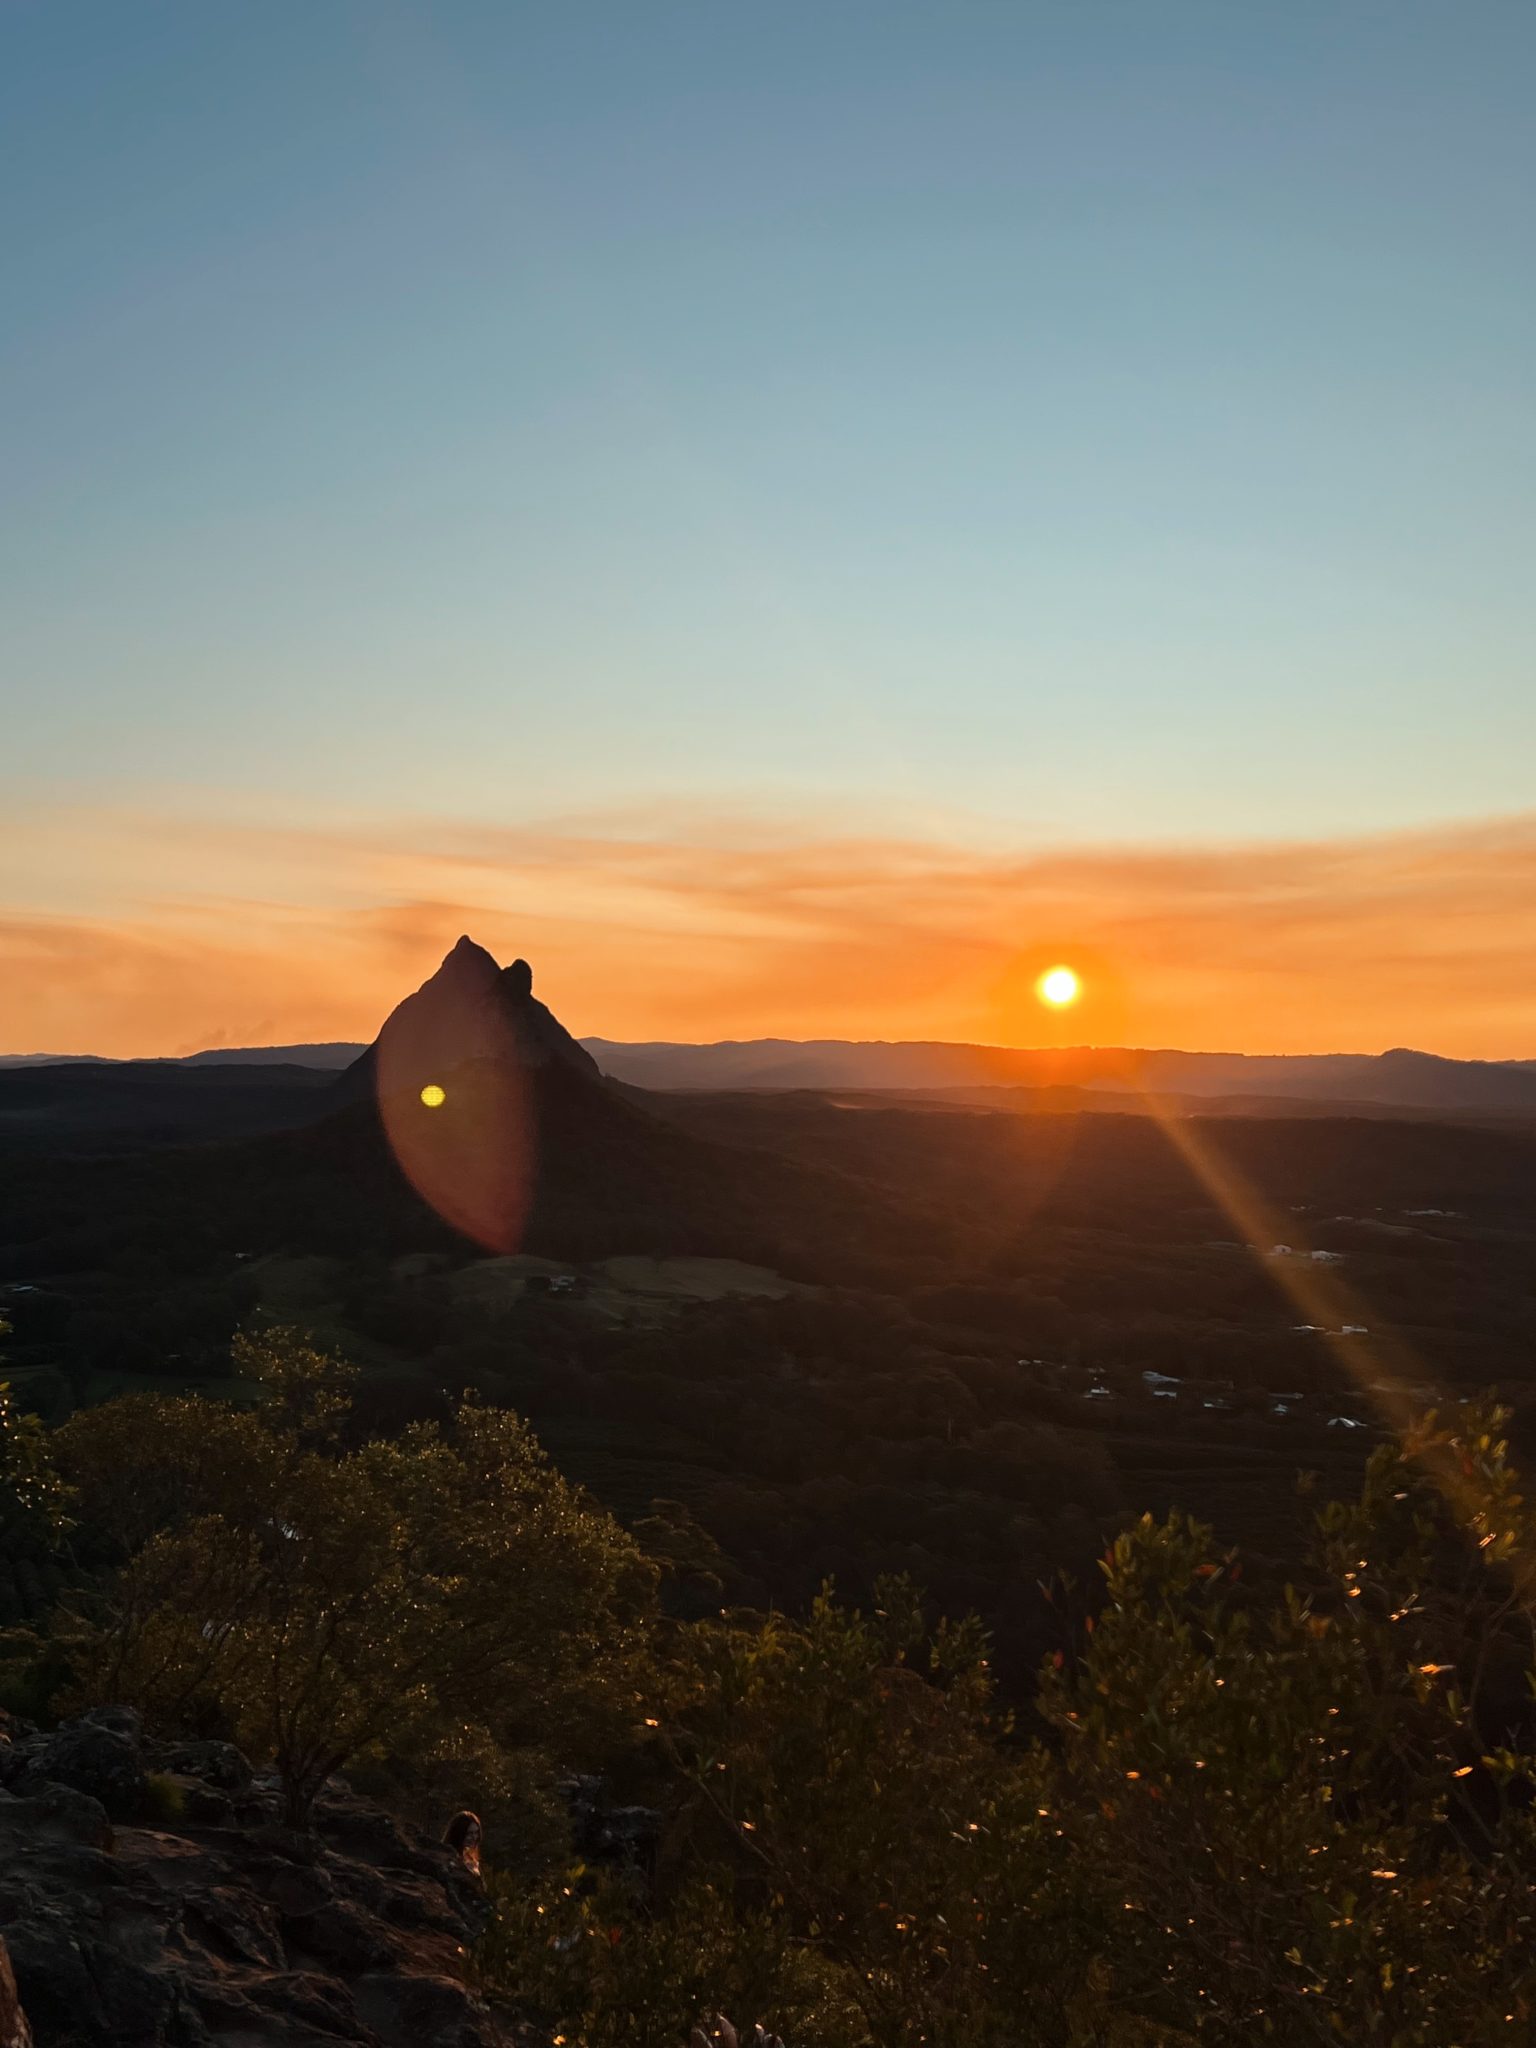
[0,1708,506,2047]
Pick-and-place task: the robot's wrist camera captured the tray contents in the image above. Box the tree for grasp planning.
[657,1579,1047,2048]
[0,1359,72,1549]
[481,1402,1536,2047]
[1032,1401,1536,2043]
[479,1578,1067,2048]
[57,1329,653,1825]
[0,1314,76,1679]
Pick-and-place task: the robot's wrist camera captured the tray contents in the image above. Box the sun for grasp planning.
[419,1082,446,1108]
[1036,965,1081,1009]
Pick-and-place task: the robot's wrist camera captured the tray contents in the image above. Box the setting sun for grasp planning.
[1037,965,1081,1008]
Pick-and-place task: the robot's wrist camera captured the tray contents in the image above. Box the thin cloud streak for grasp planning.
[2,806,1534,1059]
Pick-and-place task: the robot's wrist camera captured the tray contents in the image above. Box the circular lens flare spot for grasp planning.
[1037,965,1081,1008]
[419,1082,447,1108]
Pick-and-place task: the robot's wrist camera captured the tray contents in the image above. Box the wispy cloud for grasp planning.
[3,803,1534,1058]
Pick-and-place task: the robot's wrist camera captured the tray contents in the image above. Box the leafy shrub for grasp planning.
[482,1401,1536,2046]
[55,1329,655,1825]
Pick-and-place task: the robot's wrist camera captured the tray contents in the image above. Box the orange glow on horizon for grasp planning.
[2,805,1535,1062]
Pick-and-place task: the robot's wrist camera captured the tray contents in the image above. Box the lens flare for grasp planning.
[375,962,533,1256]
[1037,965,1081,1008]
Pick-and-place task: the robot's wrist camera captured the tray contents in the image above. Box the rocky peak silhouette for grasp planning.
[347,942,601,1091]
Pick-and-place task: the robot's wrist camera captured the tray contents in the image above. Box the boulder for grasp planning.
[2,1906,197,2048]
[0,1780,114,1849]
[83,1704,143,1742]
[354,1971,502,2048]
[283,1899,396,1973]
[162,1773,235,1826]
[9,1715,148,1821]
[147,1738,252,1795]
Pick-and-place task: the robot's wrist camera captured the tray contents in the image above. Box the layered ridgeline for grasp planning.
[584,1038,1536,1114]
[9,983,1536,1124]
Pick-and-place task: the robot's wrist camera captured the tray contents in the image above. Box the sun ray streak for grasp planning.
[1135,1088,1536,1600]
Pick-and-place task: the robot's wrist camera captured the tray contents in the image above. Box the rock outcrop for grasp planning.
[342,940,603,1106]
[0,1709,506,2047]
[327,941,609,1255]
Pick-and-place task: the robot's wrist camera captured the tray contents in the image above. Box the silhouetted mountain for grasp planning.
[338,937,602,1108]
[0,945,942,1279]
[309,942,944,1268]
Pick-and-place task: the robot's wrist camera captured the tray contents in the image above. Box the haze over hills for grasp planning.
[7,1011,1536,1116]
[587,1037,1536,1113]
[0,939,937,1275]
[0,1044,365,1070]
[183,1042,364,1069]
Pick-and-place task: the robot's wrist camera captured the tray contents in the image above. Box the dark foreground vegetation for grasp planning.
[5,1325,1536,2045]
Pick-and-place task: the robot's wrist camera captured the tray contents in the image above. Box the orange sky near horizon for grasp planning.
[3,804,1534,1062]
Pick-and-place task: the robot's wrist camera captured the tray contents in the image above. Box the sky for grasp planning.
[4,2,1534,1057]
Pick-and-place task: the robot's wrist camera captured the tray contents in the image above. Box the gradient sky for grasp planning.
[5,3,1535,1056]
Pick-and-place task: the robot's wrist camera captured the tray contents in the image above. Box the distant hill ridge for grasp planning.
[581,1037,1536,1113]
[0,1044,365,1070]
[5,943,1535,1290]
[7,983,1536,1116]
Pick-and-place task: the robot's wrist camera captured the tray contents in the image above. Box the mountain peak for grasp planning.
[341,940,603,1253]
[436,934,501,985]
[358,941,599,1089]
[436,941,536,1006]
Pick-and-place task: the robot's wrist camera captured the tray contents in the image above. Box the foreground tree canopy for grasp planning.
[3,1329,1536,2043]
[50,1332,654,1826]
